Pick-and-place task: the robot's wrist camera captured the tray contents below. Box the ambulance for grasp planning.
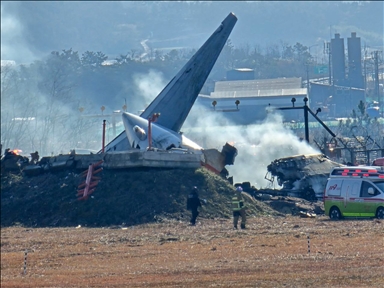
[324,166,384,220]
[372,157,384,166]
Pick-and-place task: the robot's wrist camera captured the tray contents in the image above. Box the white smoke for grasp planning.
[132,69,167,110]
[129,71,320,189]
[0,3,39,64]
[184,103,320,188]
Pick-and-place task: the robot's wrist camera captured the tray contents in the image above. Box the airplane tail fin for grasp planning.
[103,13,237,153]
[141,12,237,132]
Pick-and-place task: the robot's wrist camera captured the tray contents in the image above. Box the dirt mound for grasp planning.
[1,168,279,227]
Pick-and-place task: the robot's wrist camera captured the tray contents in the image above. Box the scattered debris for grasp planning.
[266,153,343,200]
[299,211,317,218]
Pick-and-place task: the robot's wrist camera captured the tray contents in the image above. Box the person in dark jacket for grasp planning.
[187,186,202,226]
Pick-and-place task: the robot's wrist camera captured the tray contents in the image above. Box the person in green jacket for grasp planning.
[231,186,246,229]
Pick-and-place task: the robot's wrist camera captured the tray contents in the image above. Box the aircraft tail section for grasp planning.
[103,13,237,153]
[141,12,237,132]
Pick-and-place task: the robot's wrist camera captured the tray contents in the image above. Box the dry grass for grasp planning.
[1,216,383,287]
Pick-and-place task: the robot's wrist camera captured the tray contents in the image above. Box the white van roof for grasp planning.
[330,166,384,179]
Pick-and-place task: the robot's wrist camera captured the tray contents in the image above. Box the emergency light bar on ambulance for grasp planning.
[330,167,384,178]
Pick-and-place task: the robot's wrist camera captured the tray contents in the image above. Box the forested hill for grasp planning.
[2,1,383,64]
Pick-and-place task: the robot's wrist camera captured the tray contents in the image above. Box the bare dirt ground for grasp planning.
[1,215,383,288]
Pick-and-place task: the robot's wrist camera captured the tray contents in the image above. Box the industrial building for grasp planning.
[195,77,308,125]
[194,32,376,124]
[309,32,367,118]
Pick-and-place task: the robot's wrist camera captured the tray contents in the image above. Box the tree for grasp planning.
[249,45,264,78]
[293,43,311,64]
[1,64,20,149]
[115,53,131,65]
[265,43,280,60]
[215,39,236,75]
[33,49,81,155]
[281,41,295,60]
[81,51,108,67]
[1,63,39,152]
[164,49,180,63]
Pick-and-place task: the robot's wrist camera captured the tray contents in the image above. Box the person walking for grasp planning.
[232,186,246,229]
[187,186,202,226]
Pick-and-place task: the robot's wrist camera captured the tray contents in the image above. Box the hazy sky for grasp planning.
[1,1,383,64]
[1,3,37,63]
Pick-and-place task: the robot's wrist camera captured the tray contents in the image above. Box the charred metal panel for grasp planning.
[267,153,343,200]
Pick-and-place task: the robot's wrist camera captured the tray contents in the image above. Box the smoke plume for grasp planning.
[132,69,166,111]
[184,104,320,188]
[0,3,39,64]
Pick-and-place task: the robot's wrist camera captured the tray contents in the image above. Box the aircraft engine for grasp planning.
[133,125,147,141]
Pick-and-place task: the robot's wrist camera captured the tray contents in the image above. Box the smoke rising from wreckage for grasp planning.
[1,11,383,226]
[103,12,238,155]
[2,13,239,180]
[0,12,321,226]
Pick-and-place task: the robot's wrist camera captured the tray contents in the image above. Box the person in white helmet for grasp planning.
[231,186,246,229]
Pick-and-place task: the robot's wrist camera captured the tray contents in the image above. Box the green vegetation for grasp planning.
[0,168,277,228]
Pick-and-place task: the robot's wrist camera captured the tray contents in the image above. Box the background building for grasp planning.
[195,77,307,125]
[347,32,364,89]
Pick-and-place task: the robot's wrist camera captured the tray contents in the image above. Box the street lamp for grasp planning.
[235,100,240,109]
[273,97,335,143]
[212,100,217,110]
[122,98,127,112]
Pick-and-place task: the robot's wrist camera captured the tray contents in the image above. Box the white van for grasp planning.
[324,166,384,220]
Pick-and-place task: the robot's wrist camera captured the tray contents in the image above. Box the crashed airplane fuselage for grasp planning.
[103,13,238,153]
[122,112,203,151]
[266,153,344,200]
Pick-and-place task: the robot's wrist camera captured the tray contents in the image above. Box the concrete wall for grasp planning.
[102,150,203,169]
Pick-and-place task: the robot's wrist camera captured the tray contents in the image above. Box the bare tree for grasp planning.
[1,64,36,152]
[33,49,80,155]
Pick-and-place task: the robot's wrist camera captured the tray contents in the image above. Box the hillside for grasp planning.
[1,167,283,228]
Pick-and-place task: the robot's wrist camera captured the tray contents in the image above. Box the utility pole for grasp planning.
[304,98,309,142]
[102,120,106,153]
[273,97,336,144]
[328,42,332,87]
[373,51,379,102]
[306,63,310,96]
[363,46,367,100]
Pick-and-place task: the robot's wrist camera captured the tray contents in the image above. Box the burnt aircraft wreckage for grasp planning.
[4,12,342,207]
[266,154,344,200]
[5,13,238,177]
[101,12,239,174]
